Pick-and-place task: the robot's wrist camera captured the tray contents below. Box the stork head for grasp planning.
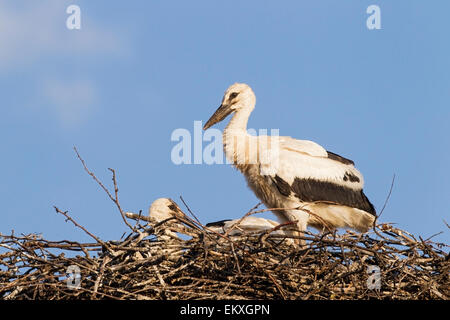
[148,198,184,222]
[203,83,255,130]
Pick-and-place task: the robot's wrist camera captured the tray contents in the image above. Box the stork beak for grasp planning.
[203,103,234,130]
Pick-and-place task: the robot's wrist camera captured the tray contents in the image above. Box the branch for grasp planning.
[53,206,110,251]
[73,146,135,232]
[377,173,396,221]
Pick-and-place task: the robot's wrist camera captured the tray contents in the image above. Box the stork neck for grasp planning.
[225,108,252,133]
[223,107,256,169]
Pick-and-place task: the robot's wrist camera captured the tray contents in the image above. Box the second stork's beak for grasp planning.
[203,103,234,130]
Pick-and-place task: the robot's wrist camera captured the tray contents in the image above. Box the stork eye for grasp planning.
[229,92,239,100]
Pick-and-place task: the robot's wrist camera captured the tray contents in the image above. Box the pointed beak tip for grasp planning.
[203,104,232,131]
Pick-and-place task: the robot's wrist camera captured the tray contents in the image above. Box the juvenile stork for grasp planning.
[125,198,185,224]
[125,198,185,239]
[203,83,376,238]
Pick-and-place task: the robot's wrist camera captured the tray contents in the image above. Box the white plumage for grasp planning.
[125,198,184,240]
[203,83,376,241]
[206,216,294,244]
[125,198,184,224]
[205,216,288,235]
[148,198,183,223]
[206,216,279,234]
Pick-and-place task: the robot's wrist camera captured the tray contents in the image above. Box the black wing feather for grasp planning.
[326,151,354,166]
[271,175,376,216]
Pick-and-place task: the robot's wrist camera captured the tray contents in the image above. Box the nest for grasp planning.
[1,150,448,300]
[1,211,448,300]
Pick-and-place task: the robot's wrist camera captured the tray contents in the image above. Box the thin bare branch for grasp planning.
[73,146,135,232]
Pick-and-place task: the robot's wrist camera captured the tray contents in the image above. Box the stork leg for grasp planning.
[285,209,309,248]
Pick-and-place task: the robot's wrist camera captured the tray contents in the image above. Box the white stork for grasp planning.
[203,83,376,240]
[125,198,184,224]
[125,198,185,239]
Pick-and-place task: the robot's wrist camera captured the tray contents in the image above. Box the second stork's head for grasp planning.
[148,197,184,222]
[203,83,256,130]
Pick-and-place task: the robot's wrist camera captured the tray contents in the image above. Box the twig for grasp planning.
[179,196,203,227]
[73,147,114,202]
[230,242,241,275]
[53,206,109,250]
[223,202,262,237]
[443,220,450,229]
[107,167,135,231]
[376,174,396,222]
[73,146,135,232]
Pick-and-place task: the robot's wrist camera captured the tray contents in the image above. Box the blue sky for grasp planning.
[1,1,449,245]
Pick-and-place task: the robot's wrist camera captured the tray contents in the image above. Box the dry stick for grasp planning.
[179,196,203,227]
[258,220,299,245]
[53,206,109,250]
[178,196,226,243]
[132,210,144,230]
[443,220,450,229]
[424,231,444,242]
[223,202,262,238]
[149,251,167,294]
[73,147,114,200]
[372,174,396,240]
[376,174,396,223]
[108,167,135,232]
[125,212,152,223]
[92,255,111,299]
[230,242,241,275]
[73,146,135,232]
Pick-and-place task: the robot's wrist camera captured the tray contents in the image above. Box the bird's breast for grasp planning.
[239,164,287,209]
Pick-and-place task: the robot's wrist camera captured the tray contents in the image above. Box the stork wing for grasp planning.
[279,136,328,157]
[279,136,355,166]
[206,217,285,235]
[265,139,375,214]
[326,150,355,166]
